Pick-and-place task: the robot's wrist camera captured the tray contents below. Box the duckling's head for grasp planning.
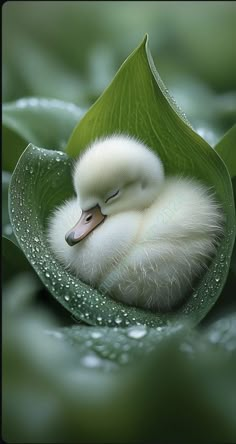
[66,134,164,245]
[74,135,164,214]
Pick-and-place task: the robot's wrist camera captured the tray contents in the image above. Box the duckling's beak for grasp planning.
[65,205,106,246]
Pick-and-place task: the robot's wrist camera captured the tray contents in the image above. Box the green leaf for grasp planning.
[58,323,187,369]
[231,244,236,276]
[64,36,234,321]
[65,36,234,224]
[230,177,236,276]
[9,141,234,328]
[214,127,236,278]
[9,145,171,327]
[44,312,236,371]
[214,124,236,179]
[4,296,236,442]
[168,78,236,147]
[3,97,84,172]
[10,37,235,327]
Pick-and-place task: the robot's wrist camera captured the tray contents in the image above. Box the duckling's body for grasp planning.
[48,135,223,311]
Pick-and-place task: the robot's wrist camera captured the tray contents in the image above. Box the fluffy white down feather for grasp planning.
[47,134,223,311]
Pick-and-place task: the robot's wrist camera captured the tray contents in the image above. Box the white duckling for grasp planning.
[48,134,223,312]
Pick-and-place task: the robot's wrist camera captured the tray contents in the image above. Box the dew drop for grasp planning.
[156,326,163,332]
[3,224,13,236]
[91,331,103,339]
[127,326,147,339]
[81,353,102,368]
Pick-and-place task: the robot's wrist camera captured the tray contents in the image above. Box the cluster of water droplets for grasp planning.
[44,323,184,371]
[12,97,83,116]
[34,311,236,373]
[181,236,233,318]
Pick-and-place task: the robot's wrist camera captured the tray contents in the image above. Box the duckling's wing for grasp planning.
[138,177,223,243]
[100,178,223,311]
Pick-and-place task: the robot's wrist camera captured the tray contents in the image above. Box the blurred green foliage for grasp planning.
[2,2,236,442]
[3,1,236,98]
[3,1,236,142]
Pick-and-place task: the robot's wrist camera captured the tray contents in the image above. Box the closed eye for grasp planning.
[105,189,120,203]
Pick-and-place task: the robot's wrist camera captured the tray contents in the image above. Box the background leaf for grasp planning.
[214,124,236,178]
[3,277,236,442]
[3,98,84,172]
[169,79,236,146]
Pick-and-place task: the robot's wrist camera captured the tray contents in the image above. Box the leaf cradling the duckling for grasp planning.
[9,36,235,326]
[9,145,176,327]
